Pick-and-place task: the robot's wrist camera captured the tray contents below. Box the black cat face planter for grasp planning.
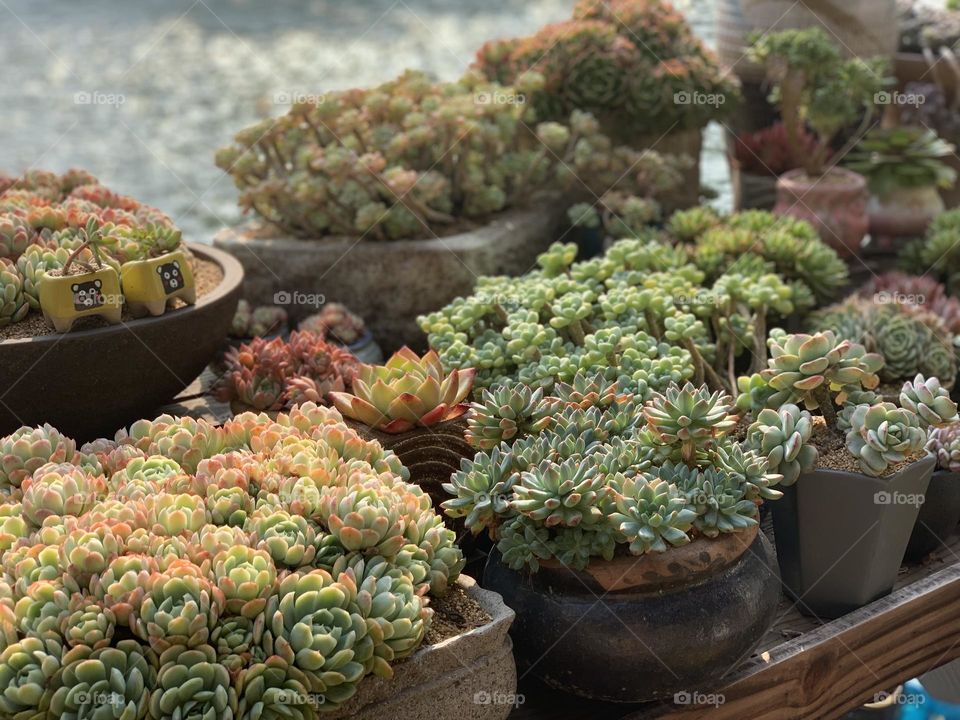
[483,525,780,703]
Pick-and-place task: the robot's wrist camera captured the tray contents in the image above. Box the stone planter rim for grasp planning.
[776,166,867,195]
[0,243,242,349]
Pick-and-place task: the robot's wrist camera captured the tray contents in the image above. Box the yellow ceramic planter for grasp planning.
[39,266,122,332]
[120,250,196,317]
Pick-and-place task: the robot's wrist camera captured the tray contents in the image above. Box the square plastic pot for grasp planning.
[904,469,960,563]
[772,455,935,619]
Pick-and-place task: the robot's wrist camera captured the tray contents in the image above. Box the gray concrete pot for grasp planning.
[323,576,517,720]
[905,469,960,562]
[772,455,935,619]
[212,204,566,353]
[0,244,242,442]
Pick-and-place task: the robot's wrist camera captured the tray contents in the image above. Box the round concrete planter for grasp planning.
[212,204,566,353]
[484,526,779,702]
[323,576,517,720]
[0,244,242,441]
[904,469,960,563]
[772,455,936,619]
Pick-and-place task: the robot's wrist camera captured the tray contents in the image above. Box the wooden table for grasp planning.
[162,372,960,720]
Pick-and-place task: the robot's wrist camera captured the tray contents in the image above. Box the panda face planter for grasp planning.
[120,250,196,317]
[38,264,123,332]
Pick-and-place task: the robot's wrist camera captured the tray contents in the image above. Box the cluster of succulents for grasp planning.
[216,70,683,241]
[444,372,783,571]
[902,210,960,295]
[846,127,957,197]
[420,209,847,393]
[229,299,288,339]
[810,295,958,389]
[330,347,475,433]
[215,331,361,412]
[473,0,737,139]
[0,402,463,715]
[740,328,958,476]
[928,422,960,473]
[860,273,960,339]
[0,169,184,327]
[749,28,887,177]
[567,190,663,241]
[300,303,368,346]
[732,122,825,177]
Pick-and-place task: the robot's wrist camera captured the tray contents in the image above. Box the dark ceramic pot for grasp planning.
[774,167,869,257]
[483,526,779,702]
[772,455,935,619]
[904,469,960,563]
[0,245,242,442]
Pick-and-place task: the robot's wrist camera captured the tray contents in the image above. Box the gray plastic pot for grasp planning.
[905,469,960,563]
[772,455,935,619]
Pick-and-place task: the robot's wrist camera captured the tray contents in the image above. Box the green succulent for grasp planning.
[149,644,238,720]
[262,569,372,706]
[497,515,553,571]
[61,527,122,583]
[247,509,319,568]
[512,457,607,528]
[209,547,277,618]
[235,656,318,720]
[60,597,116,650]
[21,462,106,526]
[465,384,552,450]
[148,493,209,536]
[642,382,737,464]
[0,259,28,327]
[210,614,266,674]
[14,579,70,641]
[50,640,155,720]
[93,554,156,624]
[675,465,759,537]
[845,402,927,476]
[712,441,784,500]
[318,484,406,557]
[442,446,517,534]
[205,485,254,527]
[16,244,69,309]
[0,423,79,490]
[745,404,818,486]
[929,422,960,472]
[0,636,62,719]
[899,374,959,429]
[607,475,696,554]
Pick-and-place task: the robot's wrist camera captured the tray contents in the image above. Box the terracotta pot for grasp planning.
[772,455,935,619]
[774,167,869,257]
[867,185,945,248]
[483,526,780,702]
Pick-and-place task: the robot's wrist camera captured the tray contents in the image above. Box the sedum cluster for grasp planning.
[215,70,683,241]
[0,169,184,327]
[740,329,958,477]
[419,209,847,394]
[444,373,782,571]
[473,0,736,138]
[810,295,959,389]
[0,402,463,716]
[215,331,362,412]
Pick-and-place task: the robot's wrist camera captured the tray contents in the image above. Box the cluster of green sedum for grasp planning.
[0,403,463,717]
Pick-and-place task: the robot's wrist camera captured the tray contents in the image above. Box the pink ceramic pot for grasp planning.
[774,167,869,257]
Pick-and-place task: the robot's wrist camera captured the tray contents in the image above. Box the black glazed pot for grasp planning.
[904,469,960,562]
[483,527,779,703]
[772,455,935,619]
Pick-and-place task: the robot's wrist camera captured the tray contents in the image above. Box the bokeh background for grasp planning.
[0,0,725,241]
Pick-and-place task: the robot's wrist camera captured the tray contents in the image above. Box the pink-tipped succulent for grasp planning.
[330,347,476,433]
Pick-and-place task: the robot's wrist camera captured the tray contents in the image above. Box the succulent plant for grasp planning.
[217,69,683,241]
[329,348,475,433]
[746,404,818,486]
[929,422,960,473]
[846,126,956,196]
[60,596,116,650]
[513,457,606,528]
[147,492,208,536]
[21,461,107,526]
[0,258,28,327]
[0,423,80,490]
[0,636,61,718]
[235,656,317,720]
[899,374,959,428]
[247,509,318,567]
[209,547,276,618]
[50,640,155,720]
[300,302,367,346]
[465,385,552,450]
[93,554,156,624]
[149,644,238,720]
[901,209,960,294]
[442,446,517,534]
[642,383,738,464]
[608,475,696,554]
[318,483,407,557]
[845,402,927,476]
